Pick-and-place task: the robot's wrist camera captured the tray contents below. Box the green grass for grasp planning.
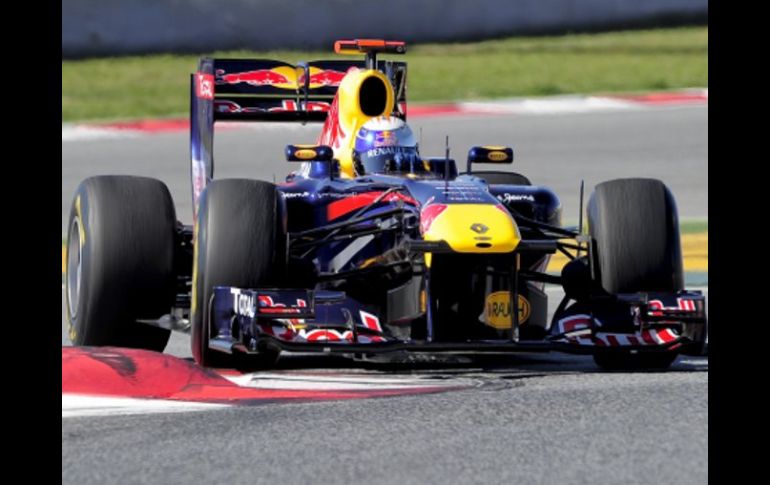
[62,27,707,122]
[680,219,708,234]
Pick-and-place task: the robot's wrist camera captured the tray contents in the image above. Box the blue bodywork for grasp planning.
[189,53,707,359]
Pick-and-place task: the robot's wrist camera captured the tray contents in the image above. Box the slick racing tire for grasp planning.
[588,178,683,295]
[587,178,683,370]
[65,176,175,352]
[191,179,286,368]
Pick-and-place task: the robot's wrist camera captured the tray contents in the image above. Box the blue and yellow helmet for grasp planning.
[353,116,421,175]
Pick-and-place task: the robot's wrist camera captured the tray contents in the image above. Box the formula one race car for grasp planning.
[65,39,707,370]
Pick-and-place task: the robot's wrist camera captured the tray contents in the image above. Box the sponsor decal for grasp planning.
[470,223,489,234]
[216,67,297,89]
[298,68,349,88]
[487,151,508,162]
[497,193,535,203]
[484,291,531,329]
[372,130,397,147]
[648,298,697,316]
[317,192,354,199]
[364,146,412,158]
[195,73,215,100]
[425,181,487,202]
[294,149,318,160]
[231,288,256,318]
[281,191,310,199]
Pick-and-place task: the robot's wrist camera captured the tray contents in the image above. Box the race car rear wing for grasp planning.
[190,56,407,219]
[196,58,406,122]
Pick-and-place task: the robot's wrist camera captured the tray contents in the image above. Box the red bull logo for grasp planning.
[298,68,349,88]
[215,66,353,90]
[374,130,397,147]
[216,66,297,89]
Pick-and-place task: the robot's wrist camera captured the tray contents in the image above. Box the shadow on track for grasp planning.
[200,351,708,377]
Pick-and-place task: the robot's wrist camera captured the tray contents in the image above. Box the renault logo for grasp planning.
[470,223,489,234]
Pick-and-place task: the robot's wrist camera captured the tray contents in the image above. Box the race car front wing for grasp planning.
[207,286,707,357]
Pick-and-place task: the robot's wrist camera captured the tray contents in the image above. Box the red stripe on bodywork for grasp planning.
[641,330,657,345]
[657,329,678,344]
[327,191,417,220]
[359,311,383,332]
[606,335,620,347]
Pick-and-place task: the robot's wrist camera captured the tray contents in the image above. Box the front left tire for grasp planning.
[190,179,286,368]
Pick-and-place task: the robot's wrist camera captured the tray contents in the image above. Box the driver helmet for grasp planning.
[353,116,423,175]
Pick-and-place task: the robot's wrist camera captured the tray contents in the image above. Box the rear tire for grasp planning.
[191,179,286,368]
[65,176,175,351]
[587,178,683,370]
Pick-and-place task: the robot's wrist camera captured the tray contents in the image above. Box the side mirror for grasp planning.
[467,146,514,174]
[285,144,334,162]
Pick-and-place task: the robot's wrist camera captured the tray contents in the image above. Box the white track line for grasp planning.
[62,125,140,142]
[62,394,228,419]
[461,96,638,115]
[222,372,461,391]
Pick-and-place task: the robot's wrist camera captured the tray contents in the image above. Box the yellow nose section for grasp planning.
[423,204,521,253]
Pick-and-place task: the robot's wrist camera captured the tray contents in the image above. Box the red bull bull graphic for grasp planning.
[298,68,351,88]
[373,130,397,146]
[217,66,352,91]
[216,66,298,90]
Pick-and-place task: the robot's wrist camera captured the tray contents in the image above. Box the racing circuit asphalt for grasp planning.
[62,105,708,484]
